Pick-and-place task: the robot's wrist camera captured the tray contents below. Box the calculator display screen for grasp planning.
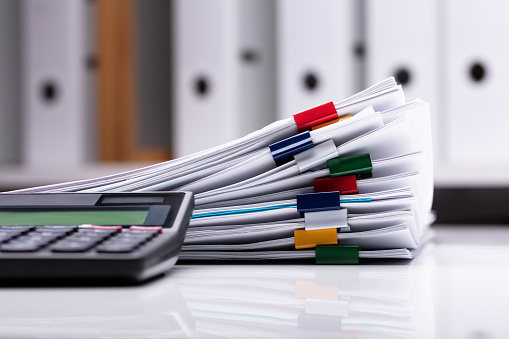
[0,209,150,226]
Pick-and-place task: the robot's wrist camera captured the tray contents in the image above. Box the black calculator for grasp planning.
[0,191,194,284]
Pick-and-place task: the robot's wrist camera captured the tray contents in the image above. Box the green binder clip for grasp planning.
[327,153,372,179]
[315,245,359,265]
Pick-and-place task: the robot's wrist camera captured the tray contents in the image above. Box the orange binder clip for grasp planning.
[294,228,338,249]
[310,114,352,131]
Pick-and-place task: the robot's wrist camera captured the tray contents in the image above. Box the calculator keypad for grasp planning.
[0,226,162,253]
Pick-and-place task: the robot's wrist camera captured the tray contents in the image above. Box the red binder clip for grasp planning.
[313,175,358,194]
[293,101,338,132]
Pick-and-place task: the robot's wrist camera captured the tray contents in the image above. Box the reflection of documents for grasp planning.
[172,259,434,337]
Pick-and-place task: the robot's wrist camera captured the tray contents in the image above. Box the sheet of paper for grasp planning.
[336,116,416,160]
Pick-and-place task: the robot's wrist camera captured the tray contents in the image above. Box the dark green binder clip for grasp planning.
[327,153,372,179]
[315,245,359,264]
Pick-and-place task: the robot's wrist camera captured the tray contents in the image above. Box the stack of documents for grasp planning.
[13,77,434,264]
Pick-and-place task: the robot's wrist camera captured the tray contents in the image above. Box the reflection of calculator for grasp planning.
[0,192,194,284]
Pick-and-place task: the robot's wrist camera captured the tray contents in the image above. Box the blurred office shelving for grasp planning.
[1,0,509,212]
[0,0,173,191]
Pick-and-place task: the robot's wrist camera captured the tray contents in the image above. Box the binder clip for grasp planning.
[315,245,359,265]
[313,175,358,194]
[304,209,348,231]
[269,131,314,166]
[294,228,338,249]
[294,139,339,173]
[296,191,341,212]
[328,153,372,179]
[293,101,338,132]
[311,114,352,131]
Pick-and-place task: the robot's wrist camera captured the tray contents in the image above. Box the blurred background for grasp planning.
[0,0,508,223]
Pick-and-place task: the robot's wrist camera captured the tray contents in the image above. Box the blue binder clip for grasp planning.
[296,191,341,213]
[269,131,314,166]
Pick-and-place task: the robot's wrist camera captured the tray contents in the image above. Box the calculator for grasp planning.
[0,191,194,284]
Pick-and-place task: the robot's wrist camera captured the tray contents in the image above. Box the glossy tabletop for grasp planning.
[1,225,509,338]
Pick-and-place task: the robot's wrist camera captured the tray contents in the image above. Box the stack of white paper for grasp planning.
[11,77,434,263]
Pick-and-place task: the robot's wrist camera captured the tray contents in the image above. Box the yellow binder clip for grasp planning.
[294,228,338,249]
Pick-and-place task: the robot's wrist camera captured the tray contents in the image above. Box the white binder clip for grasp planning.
[304,208,348,231]
[294,139,339,173]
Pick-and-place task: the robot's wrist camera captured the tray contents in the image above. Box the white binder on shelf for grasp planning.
[21,0,95,169]
[364,0,439,175]
[276,0,361,120]
[439,0,509,185]
[0,0,21,163]
[172,0,276,157]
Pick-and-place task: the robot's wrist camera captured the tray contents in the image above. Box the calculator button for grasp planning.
[66,235,103,243]
[104,238,145,249]
[36,226,78,234]
[0,226,35,232]
[1,242,41,252]
[109,236,146,245]
[116,231,153,239]
[0,233,21,243]
[60,235,104,245]
[129,226,163,233]
[75,231,115,242]
[51,242,95,252]
[15,235,54,246]
[0,229,29,237]
[33,232,67,241]
[79,225,122,232]
[78,229,119,236]
[123,230,158,238]
[96,243,137,253]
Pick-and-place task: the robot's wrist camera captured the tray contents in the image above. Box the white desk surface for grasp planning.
[1,225,509,338]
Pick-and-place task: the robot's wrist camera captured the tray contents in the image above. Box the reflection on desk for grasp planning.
[4,225,509,338]
[0,252,433,338]
[0,280,194,338]
[172,255,434,338]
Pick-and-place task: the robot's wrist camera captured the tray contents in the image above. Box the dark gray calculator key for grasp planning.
[1,242,41,252]
[0,229,27,237]
[66,235,104,244]
[22,236,59,246]
[36,226,78,234]
[77,230,118,240]
[103,238,145,248]
[109,237,146,245]
[51,242,95,252]
[0,233,20,243]
[114,232,152,239]
[69,233,110,242]
[35,232,66,240]
[81,235,112,243]
[96,243,137,253]
[15,235,48,243]
[124,230,159,236]
[78,229,119,235]
[120,232,155,240]
[28,233,61,240]
[0,226,35,232]
[27,237,61,246]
